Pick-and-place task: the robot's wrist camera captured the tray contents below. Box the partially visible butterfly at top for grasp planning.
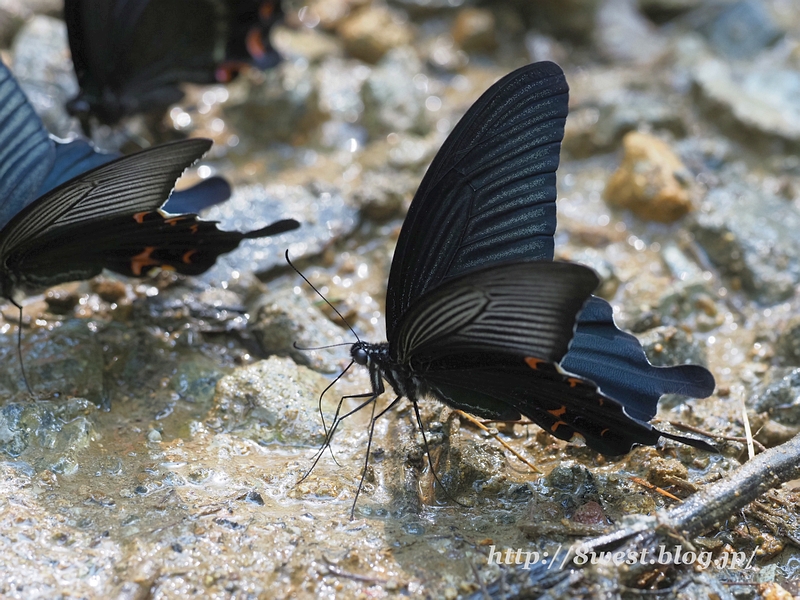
[64,0,284,131]
[296,61,717,518]
[0,59,299,393]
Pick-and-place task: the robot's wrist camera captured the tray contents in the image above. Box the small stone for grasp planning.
[45,282,84,313]
[250,287,350,373]
[208,357,330,445]
[572,500,605,525]
[451,8,496,53]
[604,131,694,222]
[776,315,800,366]
[90,277,128,303]
[694,0,783,60]
[337,6,414,64]
[594,0,667,65]
[351,169,416,221]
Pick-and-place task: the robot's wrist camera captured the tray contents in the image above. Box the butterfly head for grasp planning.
[351,341,370,366]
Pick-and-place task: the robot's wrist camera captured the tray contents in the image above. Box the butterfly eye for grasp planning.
[352,346,369,366]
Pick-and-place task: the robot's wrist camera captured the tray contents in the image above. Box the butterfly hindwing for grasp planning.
[391,261,599,363]
[563,297,717,421]
[11,210,298,285]
[421,353,663,455]
[386,61,569,336]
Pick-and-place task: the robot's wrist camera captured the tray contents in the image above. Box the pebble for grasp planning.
[451,8,497,53]
[337,6,414,64]
[604,131,694,222]
[249,286,350,373]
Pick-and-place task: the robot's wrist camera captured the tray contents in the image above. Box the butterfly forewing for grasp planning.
[386,61,569,336]
[0,62,55,229]
[391,261,599,363]
[0,138,211,261]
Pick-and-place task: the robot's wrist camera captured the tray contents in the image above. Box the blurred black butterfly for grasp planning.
[64,0,283,128]
[304,61,716,513]
[0,60,299,387]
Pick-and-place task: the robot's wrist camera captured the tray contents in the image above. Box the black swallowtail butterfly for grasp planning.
[0,59,298,313]
[64,0,283,127]
[309,61,716,512]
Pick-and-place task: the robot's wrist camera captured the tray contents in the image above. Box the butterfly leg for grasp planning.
[8,297,33,396]
[299,389,383,482]
[316,360,355,438]
[409,400,467,509]
[350,395,404,520]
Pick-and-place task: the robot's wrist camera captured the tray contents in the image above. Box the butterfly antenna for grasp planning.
[292,341,353,351]
[284,250,360,342]
[410,400,467,509]
[10,298,33,395]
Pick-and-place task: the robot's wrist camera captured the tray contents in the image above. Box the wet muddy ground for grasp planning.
[1,0,800,598]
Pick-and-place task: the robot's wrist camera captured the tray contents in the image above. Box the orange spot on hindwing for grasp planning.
[525,357,544,370]
[131,247,159,276]
[182,250,197,264]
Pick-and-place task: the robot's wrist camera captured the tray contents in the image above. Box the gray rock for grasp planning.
[692,0,783,59]
[0,399,96,474]
[391,0,474,17]
[776,315,800,366]
[594,0,668,65]
[351,168,416,221]
[205,357,330,445]
[563,91,687,157]
[638,0,703,23]
[223,59,322,144]
[637,325,708,368]
[250,287,351,373]
[362,47,429,138]
[690,180,800,303]
[508,0,600,41]
[693,58,800,150]
[750,368,800,426]
[198,182,358,285]
[10,15,80,138]
[0,319,104,403]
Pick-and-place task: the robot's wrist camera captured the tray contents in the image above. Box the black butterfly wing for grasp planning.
[220,0,283,77]
[562,297,716,421]
[11,210,298,286]
[0,61,55,229]
[65,0,225,122]
[36,138,232,215]
[0,137,299,291]
[420,353,713,455]
[386,61,569,340]
[384,60,715,407]
[392,261,599,364]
